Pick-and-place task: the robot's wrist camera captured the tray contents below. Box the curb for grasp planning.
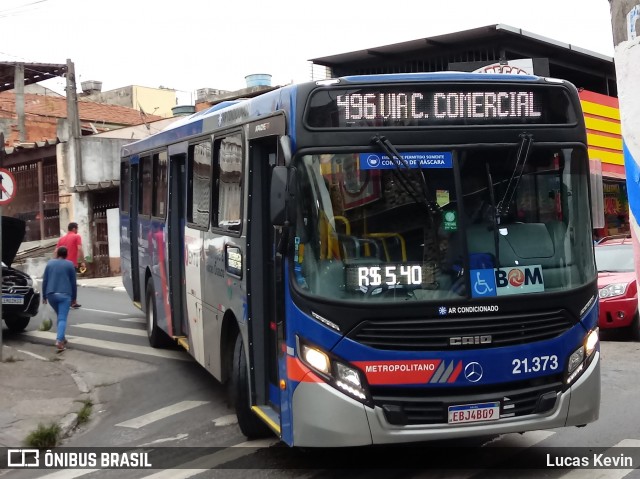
[77,283,124,291]
[35,278,126,292]
[10,350,94,445]
[59,365,93,440]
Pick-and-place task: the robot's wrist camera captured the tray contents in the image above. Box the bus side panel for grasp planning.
[126,160,141,303]
[203,236,226,378]
[143,217,172,336]
[120,211,133,299]
[279,266,347,446]
[184,225,206,365]
[202,234,248,377]
[202,302,223,380]
[137,215,152,300]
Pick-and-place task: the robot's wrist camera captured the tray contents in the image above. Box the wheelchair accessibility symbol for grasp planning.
[471,269,496,298]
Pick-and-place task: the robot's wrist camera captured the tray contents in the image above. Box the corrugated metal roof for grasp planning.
[3,138,59,155]
[0,62,67,92]
[310,24,614,70]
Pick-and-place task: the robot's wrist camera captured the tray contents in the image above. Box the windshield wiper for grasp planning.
[496,133,533,219]
[370,135,442,287]
[485,163,501,268]
[370,135,439,214]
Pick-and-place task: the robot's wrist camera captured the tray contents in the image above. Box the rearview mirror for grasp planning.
[270,166,297,226]
[279,136,292,167]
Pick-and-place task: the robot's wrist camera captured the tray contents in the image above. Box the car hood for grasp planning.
[597,271,637,288]
[1,216,26,267]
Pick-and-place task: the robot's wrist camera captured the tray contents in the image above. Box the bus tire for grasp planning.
[145,278,164,348]
[232,333,272,439]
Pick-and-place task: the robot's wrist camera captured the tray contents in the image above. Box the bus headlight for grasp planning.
[297,337,372,406]
[300,343,330,374]
[567,347,584,375]
[585,328,599,356]
[566,328,599,385]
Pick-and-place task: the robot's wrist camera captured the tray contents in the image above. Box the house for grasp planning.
[0,60,167,277]
[79,82,179,119]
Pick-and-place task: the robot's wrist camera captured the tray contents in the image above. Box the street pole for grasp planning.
[1,203,3,362]
[608,0,640,284]
[0,168,17,362]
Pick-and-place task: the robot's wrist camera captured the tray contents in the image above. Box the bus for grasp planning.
[120,72,600,447]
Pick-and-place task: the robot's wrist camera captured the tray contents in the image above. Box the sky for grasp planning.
[0,0,617,105]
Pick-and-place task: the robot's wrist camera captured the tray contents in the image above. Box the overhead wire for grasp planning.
[0,0,52,19]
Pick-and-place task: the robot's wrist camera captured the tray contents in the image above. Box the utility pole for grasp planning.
[608,1,640,274]
[15,63,25,143]
[65,59,83,186]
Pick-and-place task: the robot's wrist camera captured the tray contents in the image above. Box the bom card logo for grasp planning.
[471,265,544,298]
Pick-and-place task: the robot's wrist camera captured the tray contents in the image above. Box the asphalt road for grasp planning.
[4,287,640,479]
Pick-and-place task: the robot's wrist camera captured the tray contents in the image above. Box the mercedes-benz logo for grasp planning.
[464,362,483,382]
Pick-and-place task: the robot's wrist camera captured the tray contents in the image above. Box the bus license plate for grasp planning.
[448,401,500,424]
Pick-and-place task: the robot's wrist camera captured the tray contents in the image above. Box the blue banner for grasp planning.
[359,152,452,170]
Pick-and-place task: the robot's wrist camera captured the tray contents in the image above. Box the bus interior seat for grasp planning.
[337,235,382,261]
[365,232,407,262]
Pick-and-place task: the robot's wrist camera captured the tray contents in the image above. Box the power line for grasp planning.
[0,50,35,62]
[0,0,54,19]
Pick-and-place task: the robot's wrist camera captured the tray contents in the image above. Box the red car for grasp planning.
[594,235,639,340]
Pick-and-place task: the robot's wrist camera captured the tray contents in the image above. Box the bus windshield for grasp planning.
[293,146,595,303]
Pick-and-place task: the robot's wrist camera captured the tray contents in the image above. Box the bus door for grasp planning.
[168,143,188,338]
[247,115,286,414]
[129,157,141,302]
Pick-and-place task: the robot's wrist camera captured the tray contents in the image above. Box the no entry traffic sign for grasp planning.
[0,168,17,205]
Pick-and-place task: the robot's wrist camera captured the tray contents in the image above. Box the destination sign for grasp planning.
[306,85,574,128]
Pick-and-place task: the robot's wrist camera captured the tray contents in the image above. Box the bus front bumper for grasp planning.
[290,351,600,447]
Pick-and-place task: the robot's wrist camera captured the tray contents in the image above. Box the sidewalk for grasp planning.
[0,275,124,448]
[31,274,126,293]
[0,344,91,447]
[77,275,125,292]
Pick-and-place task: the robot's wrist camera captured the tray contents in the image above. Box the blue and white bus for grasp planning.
[120,73,600,447]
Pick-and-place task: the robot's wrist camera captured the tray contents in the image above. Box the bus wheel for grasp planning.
[231,333,272,439]
[145,278,164,348]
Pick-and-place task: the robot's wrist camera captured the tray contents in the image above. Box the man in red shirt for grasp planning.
[55,222,86,309]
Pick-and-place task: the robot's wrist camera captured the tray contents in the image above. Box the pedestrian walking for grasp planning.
[42,246,78,352]
[55,221,85,308]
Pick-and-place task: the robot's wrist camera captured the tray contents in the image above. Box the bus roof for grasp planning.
[339,71,542,83]
[121,84,299,157]
[121,72,562,158]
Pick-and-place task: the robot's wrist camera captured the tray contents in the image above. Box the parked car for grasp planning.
[2,216,40,332]
[594,235,639,340]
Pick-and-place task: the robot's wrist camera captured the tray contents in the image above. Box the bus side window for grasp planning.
[139,155,152,216]
[187,141,212,229]
[213,133,243,231]
[152,151,168,219]
[120,162,130,214]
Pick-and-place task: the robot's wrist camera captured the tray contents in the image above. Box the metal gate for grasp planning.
[5,159,59,241]
[90,188,119,278]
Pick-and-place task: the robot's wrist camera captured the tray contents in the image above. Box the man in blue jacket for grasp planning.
[42,246,77,351]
